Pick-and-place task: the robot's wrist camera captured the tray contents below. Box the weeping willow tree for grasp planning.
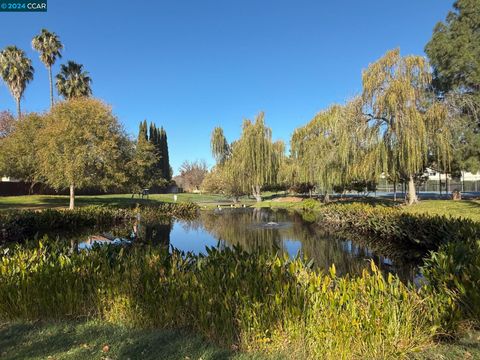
[291,99,381,202]
[211,127,230,165]
[362,49,452,204]
[209,113,284,202]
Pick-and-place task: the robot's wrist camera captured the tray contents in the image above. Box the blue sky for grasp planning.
[0,0,453,174]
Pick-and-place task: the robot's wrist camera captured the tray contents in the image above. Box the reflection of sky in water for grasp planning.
[170,220,219,254]
[283,240,302,258]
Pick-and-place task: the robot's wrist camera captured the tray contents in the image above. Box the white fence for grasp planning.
[376,179,480,193]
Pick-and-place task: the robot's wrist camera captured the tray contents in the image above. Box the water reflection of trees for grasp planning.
[197,208,418,282]
[198,208,285,253]
[137,217,173,247]
[54,208,419,283]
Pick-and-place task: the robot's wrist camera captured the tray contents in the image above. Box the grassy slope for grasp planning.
[0,321,270,360]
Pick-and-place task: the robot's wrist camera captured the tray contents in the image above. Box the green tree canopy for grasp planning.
[425,1,480,175]
[37,98,129,209]
[211,127,230,165]
[291,49,452,205]
[0,113,43,188]
[210,113,284,202]
[126,132,158,196]
[291,99,379,201]
[362,49,451,204]
[202,165,246,202]
[425,0,480,94]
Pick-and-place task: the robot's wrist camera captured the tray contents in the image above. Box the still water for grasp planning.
[77,208,420,283]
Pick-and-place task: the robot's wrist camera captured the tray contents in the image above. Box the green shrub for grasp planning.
[0,240,436,358]
[301,198,320,211]
[314,203,480,252]
[0,203,199,244]
[422,239,480,332]
[312,203,480,332]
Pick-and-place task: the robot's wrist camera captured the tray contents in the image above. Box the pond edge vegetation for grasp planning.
[1,202,479,358]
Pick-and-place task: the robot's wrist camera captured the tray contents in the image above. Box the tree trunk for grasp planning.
[69,184,75,209]
[323,191,330,203]
[48,65,54,109]
[439,172,442,195]
[406,176,418,205]
[252,185,262,202]
[393,179,397,202]
[16,97,21,119]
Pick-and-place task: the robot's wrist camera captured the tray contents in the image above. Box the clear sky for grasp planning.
[0,0,453,174]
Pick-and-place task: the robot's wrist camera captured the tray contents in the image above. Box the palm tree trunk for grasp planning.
[16,97,21,119]
[69,183,75,209]
[48,65,54,108]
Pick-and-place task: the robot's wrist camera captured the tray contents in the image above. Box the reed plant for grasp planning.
[0,239,438,359]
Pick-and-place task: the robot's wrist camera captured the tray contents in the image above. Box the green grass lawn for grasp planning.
[0,321,271,360]
[1,194,479,222]
[0,193,251,210]
[1,320,477,360]
[403,200,480,222]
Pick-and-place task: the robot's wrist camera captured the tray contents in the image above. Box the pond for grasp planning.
[70,208,422,284]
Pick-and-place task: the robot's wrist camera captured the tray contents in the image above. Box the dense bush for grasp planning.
[0,203,199,244]
[422,239,480,331]
[315,203,480,252]
[0,240,436,359]
[312,203,480,331]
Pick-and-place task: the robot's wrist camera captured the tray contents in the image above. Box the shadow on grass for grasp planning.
[0,321,259,360]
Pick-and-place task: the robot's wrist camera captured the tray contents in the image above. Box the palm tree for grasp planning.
[32,29,63,108]
[0,46,34,118]
[56,61,92,100]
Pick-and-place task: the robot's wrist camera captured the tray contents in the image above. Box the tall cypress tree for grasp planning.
[142,120,148,141]
[149,122,155,143]
[161,127,171,180]
[137,121,170,181]
[138,120,148,142]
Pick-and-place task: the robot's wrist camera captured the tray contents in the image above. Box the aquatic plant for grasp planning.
[0,239,438,359]
[423,238,480,332]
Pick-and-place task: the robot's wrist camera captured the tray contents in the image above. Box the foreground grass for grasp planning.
[0,321,268,360]
[1,321,478,360]
[413,330,480,360]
